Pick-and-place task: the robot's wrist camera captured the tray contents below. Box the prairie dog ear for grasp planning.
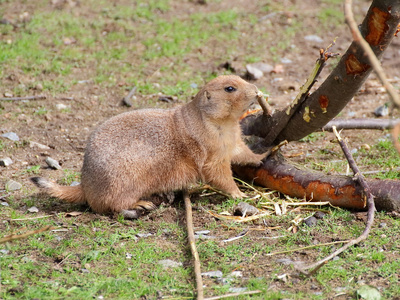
[205,90,211,100]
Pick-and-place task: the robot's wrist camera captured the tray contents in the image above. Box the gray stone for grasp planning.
[5,180,22,191]
[1,202,9,206]
[374,104,389,117]
[70,181,80,186]
[0,157,13,167]
[201,270,223,278]
[136,233,152,238]
[246,64,264,80]
[1,132,19,141]
[45,157,62,170]
[379,222,387,228]
[158,259,182,269]
[304,216,318,227]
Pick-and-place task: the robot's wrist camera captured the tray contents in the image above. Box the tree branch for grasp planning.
[299,127,375,275]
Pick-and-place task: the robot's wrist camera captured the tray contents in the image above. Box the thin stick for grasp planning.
[0,225,55,244]
[184,190,204,300]
[344,0,400,107]
[300,126,376,275]
[9,215,53,221]
[0,95,46,101]
[266,240,349,257]
[204,290,262,300]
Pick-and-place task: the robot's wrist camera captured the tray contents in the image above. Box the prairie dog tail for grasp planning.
[30,177,86,204]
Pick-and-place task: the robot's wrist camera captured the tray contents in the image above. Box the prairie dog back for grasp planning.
[31,75,269,218]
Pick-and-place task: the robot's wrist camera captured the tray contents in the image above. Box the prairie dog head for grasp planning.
[195,75,260,121]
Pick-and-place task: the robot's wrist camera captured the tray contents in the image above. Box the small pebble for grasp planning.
[1,202,9,206]
[4,92,13,98]
[45,157,62,170]
[56,103,68,110]
[0,157,13,167]
[194,230,210,235]
[233,202,258,217]
[70,181,80,186]
[246,64,264,80]
[29,141,50,150]
[201,270,223,278]
[304,216,318,227]
[136,233,152,238]
[1,132,19,141]
[190,83,198,89]
[313,211,326,219]
[374,104,389,117]
[5,180,22,191]
[28,206,39,213]
[378,222,387,228]
[81,268,90,273]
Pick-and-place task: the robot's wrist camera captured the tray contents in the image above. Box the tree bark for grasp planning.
[234,154,400,212]
[242,0,400,149]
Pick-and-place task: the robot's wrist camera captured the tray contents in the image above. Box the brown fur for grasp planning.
[31,75,268,218]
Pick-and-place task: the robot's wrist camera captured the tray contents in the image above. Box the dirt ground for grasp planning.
[1,0,400,299]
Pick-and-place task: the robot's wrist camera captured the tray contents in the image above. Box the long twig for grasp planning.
[0,225,55,244]
[184,190,204,300]
[299,126,376,275]
[203,290,262,300]
[0,95,46,101]
[344,0,400,107]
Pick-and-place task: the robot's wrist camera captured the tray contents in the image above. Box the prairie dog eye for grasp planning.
[224,86,236,93]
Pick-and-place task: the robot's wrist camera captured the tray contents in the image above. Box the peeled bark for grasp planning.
[234,155,400,212]
[235,0,400,211]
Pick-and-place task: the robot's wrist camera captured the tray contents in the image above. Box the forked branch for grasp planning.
[299,127,375,276]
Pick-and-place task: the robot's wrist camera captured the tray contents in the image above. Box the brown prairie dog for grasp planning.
[31,75,269,219]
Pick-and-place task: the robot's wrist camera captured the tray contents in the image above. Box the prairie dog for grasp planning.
[31,75,268,218]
